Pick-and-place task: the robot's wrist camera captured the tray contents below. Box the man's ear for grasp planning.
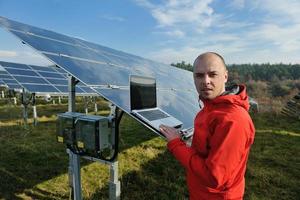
[224,70,228,83]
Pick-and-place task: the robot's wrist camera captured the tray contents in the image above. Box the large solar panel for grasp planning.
[0,61,97,96]
[0,16,199,130]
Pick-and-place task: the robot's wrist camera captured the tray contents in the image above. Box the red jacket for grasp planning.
[167,85,255,200]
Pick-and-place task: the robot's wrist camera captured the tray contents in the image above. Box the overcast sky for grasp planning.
[0,0,300,66]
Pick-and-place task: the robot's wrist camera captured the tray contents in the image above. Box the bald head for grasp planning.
[193,52,227,72]
[193,52,228,100]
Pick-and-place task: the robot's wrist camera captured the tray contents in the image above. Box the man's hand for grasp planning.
[159,124,180,142]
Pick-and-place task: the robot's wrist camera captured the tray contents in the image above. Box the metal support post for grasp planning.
[22,104,28,126]
[94,97,98,114]
[67,76,82,200]
[32,93,37,126]
[84,97,88,114]
[58,96,62,104]
[109,161,121,200]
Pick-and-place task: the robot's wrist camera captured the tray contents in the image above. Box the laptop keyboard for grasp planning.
[137,109,169,121]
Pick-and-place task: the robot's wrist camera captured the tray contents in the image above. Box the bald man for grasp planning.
[160,52,255,200]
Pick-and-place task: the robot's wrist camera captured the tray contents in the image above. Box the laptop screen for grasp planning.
[130,75,157,110]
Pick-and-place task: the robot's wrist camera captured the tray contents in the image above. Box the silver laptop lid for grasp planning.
[130,75,157,111]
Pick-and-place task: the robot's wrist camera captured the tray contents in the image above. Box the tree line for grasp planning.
[171,61,300,82]
[171,61,300,112]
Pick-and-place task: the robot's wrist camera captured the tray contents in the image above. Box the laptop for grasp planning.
[129,75,183,131]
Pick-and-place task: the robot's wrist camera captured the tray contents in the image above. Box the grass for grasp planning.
[0,101,299,200]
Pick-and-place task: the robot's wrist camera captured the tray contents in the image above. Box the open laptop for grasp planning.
[130,75,183,131]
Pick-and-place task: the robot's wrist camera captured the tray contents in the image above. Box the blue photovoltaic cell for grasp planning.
[0,70,8,74]
[0,60,96,95]
[1,79,18,84]
[6,83,22,89]
[80,86,96,94]
[22,84,59,93]
[0,61,31,70]
[44,54,131,86]
[0,79,6,85]
[38,71,65,79]
[0,74,12,79]
[16,76,49,84]
[29,64,57,72]
[5,68,39,76]
[46,78,68,85]
[0,16,199,130]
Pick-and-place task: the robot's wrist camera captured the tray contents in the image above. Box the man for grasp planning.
[160,52,255,200]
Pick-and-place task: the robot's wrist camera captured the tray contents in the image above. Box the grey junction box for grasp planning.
[56,112,84,146]
[75,115,111,156]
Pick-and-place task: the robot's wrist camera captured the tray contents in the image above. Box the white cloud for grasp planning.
[148,46,200,64]
[135,0,300,64]
[252,0,300,23]
[134,0,214,37]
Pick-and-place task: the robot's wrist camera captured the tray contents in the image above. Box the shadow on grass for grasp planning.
[89,150,188,200]
[244,130,300,200]
[0,121,70,199]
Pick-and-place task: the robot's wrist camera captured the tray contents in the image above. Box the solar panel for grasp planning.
[0,79,6,87]
[0,60,97,96]
[0,69,22,90]
[0,16,199,129]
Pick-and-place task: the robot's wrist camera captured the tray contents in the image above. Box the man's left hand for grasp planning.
[159,124,180,142]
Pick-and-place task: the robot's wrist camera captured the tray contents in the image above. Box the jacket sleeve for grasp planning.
[167,118,248,189]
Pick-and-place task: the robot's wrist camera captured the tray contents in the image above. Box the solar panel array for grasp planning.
[281,93,300,119]
[0,61,96,96]
[0,16,199,130]
[0,67,22,90]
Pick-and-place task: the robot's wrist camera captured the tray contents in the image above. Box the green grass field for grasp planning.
[0,99,299,200]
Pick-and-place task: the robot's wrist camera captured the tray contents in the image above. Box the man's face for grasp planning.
[193,55,228,100]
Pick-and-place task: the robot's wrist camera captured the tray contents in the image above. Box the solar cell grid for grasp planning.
[5,68,39,76]
[2,79,18,84]
[29,64,58,72]
[0,74,12,79]
[0,61,31,69]
[6,83,22,89]
[0,61,97,95]
[13,76,48,84]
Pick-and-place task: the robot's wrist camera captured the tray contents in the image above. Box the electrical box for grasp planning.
[75,115,111,156]
[56,112,84,147]
[56,112,113,158]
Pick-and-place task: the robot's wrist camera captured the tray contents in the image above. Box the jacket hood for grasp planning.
[202,84,250,111]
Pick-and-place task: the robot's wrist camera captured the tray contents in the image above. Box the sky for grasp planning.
[0,0,300,66]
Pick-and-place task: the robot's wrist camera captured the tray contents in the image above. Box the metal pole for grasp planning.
[32,93,37,126]
[67,76,82,200]
[94,97,98,114]
[109,161,121,200]
[58,96,62,104]
[1,90,4,98]
[23,104,28,126]
[84,97,88,114]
